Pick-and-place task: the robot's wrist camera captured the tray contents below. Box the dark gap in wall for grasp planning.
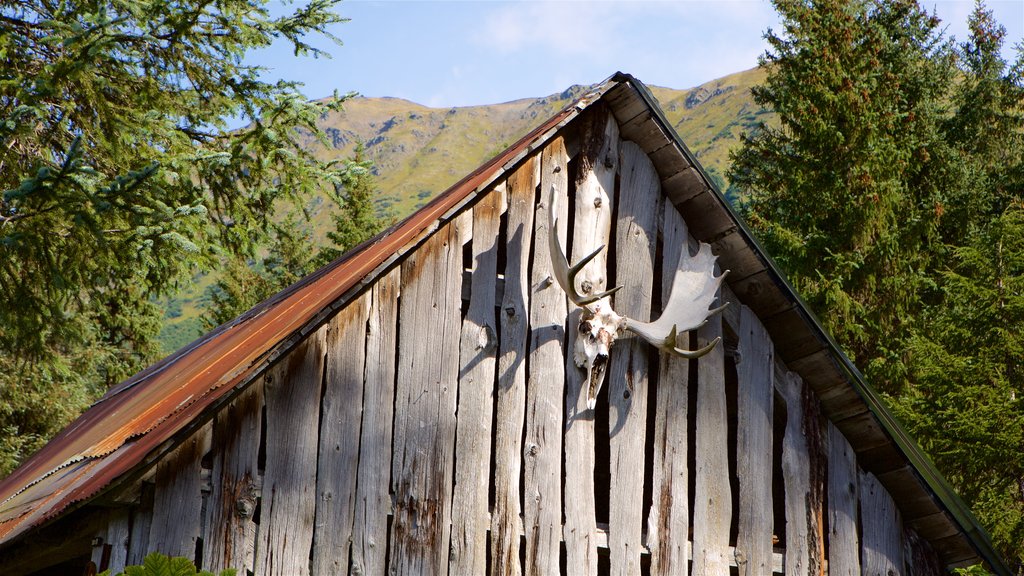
[495,186,510,282]
[594,372,611,526]
[388,267,403,518]
[461,229,473,324]
[597,543,610,576]
[642,343,658,547]
[565,155,579,268]
[593,147,619,532]
[193,535,203,572]
[820,413,831,569]
[725,355,740,546]
[687,334,699,537]
[643,207,666,538]
[384,513,394,574]
[486,200,507,520]
[641,546,652,576]
[561,148,580,534]
[257,402,267,479]
[772,389,787,549]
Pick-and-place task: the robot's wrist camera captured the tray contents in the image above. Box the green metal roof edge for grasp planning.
[608,71,1011,575]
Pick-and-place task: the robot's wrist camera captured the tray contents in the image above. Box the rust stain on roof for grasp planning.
[0,85,600,546]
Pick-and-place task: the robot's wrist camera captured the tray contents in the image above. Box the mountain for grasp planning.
[304,66,770,218]
[157,67,773,353]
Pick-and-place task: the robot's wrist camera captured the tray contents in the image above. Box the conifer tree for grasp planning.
[893,3,1024,568]
[728,0,958,391]
[0,0,352,475]
[316,142,385,267]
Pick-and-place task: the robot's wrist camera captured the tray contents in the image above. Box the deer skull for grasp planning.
[547,185,729,409]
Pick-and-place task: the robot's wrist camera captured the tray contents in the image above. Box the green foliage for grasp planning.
[954,564,995,576]
[730,0,1024,568]
[0,0,352,476]
[729,0,958,391]
[99,552,235,576]
[202,145,383,328]
[894,205,1024,561]
[315,143,385,267]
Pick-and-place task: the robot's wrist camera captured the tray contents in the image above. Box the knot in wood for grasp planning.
[236,496,256,518]
[580,279,594,294]
[504,306,516,318]
[593,196,602,208]
[477,324,497,351]
[553,165,562,173]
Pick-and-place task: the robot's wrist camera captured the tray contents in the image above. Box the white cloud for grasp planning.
[473,1,626,57]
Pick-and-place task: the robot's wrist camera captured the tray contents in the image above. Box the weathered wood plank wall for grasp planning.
[523,137,568,576]
[607,139,657,576]
[490,157,536,576]
[75,116,935,576]
[736,305,774,575]
[390,216,464,576]
[828,420,861,575]
[258,329,325,576]
[148,424,208,559]
[204,384,262,574]
[351,268,400,576]
[450,182,503,575]
[692,303,730,576]
[563,113,615,575]
[312,292,370,575]
[647,203,692,576]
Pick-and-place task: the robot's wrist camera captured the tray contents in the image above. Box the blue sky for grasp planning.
[254,0,1024,107]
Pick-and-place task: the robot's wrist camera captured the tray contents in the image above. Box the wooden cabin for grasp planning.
[0,73,1010,575]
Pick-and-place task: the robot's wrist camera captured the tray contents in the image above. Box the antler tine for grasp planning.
[547,184,622,307]
[659,325,724,360]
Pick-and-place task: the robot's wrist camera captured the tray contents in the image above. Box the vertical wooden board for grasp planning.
[127,483,153,566]
[779,370,809,576]
[91,522,106,570]
[606,139,657,576]
[257,329,326,576]
[312,292,371,575]
[860,471,904,576]
[390,219,464,576]
[524,137,567,576]
[647,203,690,576]
[778,370,827,576]
[564,113,618,576]
[691,313,730,576]
[491,159,537,576]
[351,267,400,576]
[450,185,503,575]
[148,424,209,559]
[827,421,860,576]
[106,508,131,574]
[204,383,263,574]
[735,305,774,576]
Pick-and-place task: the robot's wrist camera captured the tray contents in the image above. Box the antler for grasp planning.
[547,185,621,307]
[623,242,729,359]
[547,184,728,360]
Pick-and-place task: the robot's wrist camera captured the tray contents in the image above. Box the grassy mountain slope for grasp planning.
[157,67,773,353]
